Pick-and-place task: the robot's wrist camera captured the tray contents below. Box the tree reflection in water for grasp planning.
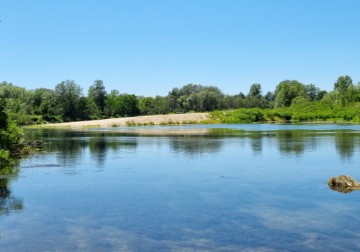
[249,133,264,155]
[88,137,108,166]
[24,127,360,164]
[335,132,359,160]
[170,137,223,156]
[0,167,23,216]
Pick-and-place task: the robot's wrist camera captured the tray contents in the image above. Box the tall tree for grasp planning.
[88,80,107,114]
[345,83,360,103]
[305,84,320,101]
[32,88,58,121]
[0,82,32,114]
[334,75,353,106]
[244,83,268,108]
[248,83,262,98]
[199,86,224,111]
[105,90,140,117]
[55,80,82,121]
[167,84,225,112]
[274,80,306,108]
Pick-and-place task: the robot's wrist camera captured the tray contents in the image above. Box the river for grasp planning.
[1,124,360,251]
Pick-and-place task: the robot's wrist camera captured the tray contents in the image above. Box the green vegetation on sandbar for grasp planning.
[210,101,360,123]
[1,75,360,126]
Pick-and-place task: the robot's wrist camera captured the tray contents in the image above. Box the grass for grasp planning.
[210,102,360,124]
[126,119,203,126]
[125,121,155,126]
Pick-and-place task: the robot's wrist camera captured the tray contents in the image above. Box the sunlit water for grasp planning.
[1,124,360,251]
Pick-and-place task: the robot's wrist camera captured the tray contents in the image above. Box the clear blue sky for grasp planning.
[1,0,359,96]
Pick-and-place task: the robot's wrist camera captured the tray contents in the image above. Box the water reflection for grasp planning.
[170,137,223,156]
[276,130,309,156]
[25,127,360,161]
[88,137,108,166]
[335,132,360,160]
[27,129,138,166]
[0,168,23,215]
[250,135,263,155]
[0,178,23,215]
[3,125,360,250]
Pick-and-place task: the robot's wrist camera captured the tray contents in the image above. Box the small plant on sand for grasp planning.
[144,122,155,126]
[125,121,136,126]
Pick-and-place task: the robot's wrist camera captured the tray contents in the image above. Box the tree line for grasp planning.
[0,75,359,125]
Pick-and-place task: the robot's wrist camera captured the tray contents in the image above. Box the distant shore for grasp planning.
[40,113,210,129]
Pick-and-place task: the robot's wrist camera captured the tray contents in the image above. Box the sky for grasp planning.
[1,0,360,97]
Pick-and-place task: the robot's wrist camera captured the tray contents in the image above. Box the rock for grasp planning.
[27,140,43,148]
[328,175,360,193]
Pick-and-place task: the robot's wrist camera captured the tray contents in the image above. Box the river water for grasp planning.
[1,124,360,251]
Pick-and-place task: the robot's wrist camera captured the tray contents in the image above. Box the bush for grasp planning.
[0,99,25,169]
[9,113,44,126]
[210,101,360,123]
[214,109,265,123]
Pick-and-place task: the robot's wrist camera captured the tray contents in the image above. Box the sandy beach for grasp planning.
[42,112,210,129]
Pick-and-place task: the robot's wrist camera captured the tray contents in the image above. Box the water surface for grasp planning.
[1,124,360,251]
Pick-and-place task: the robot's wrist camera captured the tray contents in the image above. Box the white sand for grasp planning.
[42,113,210,129]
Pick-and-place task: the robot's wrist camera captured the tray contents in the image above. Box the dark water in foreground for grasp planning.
[1,124,360,251]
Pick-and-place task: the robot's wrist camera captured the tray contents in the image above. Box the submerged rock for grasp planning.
[26,140,43,148]
[328,175,360,193]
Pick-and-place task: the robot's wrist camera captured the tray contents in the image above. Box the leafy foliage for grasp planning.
[54,80,83,121]
[88,80,107,115]
[334,75,353,106]
[274,80,306,108]
[0,99,23,168]
[0,75,360,126]
[211,101,360,123]
[105,91,140,117]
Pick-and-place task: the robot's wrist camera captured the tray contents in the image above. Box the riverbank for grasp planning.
[38,113,210,129]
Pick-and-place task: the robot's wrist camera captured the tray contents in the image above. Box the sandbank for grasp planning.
[41,113,210,129]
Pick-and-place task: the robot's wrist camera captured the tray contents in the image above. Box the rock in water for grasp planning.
[328,175,360,193]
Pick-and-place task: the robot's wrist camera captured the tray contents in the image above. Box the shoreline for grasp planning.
[37,113,210,129]
[28,112,360,130]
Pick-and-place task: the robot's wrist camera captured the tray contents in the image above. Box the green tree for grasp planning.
[244,96,267,108]
[244,83,269,108]
[248,83,262,98]
[105,90,140,117]
[77,97,99,120]
[0,82,33,115]
[222,95,239,109]
[321,91,337,108]
[167,84,224,112]
[88,80,107,115]
[168,88,181,112]
[168,84,203,112]
[334,75,353,106]
[345,83,360,103]
[0,99,8,129]
[0,99,22,168]
[54,80,83,121]
[317,90,327,101]
[152,96,171,114]
[305,84,320,101]
[32,88,58,121]
[274,80,306,108]
[104,90,120,117]
[199,86,224,112]
[117,94,140,117]
[138,96,155,115]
